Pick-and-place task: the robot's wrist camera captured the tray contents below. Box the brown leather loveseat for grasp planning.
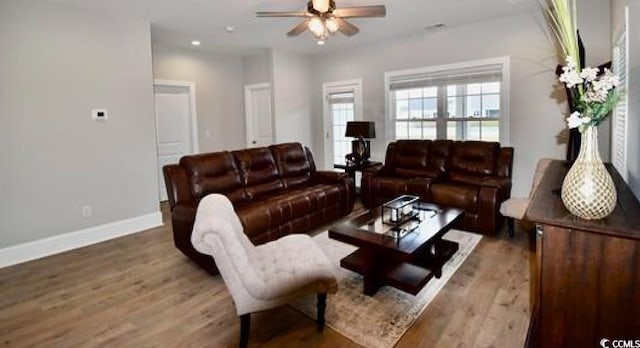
[361,140,513,235]
[163,142,355,274]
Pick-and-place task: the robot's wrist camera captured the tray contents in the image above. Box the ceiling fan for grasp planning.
[256,0,386,45]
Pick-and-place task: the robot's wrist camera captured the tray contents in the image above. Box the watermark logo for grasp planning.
[600,338,640,348]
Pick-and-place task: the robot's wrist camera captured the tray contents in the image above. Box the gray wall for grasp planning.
[0,0,159,248]
[578,0,612,161]
[271,49,314,151]
[611,0,640,200]
[152,45,246,152]
[309,8,611,197]
[243,50,272,86]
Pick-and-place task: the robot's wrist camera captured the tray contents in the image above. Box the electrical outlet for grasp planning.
[81,205,92,218]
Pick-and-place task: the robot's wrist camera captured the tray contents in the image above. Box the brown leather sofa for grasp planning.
[163,142,355,275]
[361,140,513,235]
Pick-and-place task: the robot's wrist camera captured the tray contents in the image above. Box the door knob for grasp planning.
[252,140,257,144]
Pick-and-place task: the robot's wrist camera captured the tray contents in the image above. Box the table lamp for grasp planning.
[345,121,376,164]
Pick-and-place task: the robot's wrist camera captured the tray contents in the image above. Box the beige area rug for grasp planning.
[291,230,482,348]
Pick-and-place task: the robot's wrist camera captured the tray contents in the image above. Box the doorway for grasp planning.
[154,80,198,201]
[322,79,363,169]
[244,83,274,148]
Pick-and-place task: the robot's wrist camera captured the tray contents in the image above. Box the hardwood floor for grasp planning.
[0,203,530,347]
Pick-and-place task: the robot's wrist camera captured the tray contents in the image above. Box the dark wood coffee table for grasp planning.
[329,202,464,296]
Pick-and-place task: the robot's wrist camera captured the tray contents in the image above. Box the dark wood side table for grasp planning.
[525,160,640,347]
[334,161,382,194]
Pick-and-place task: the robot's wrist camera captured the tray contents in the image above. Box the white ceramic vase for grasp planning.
[561,126,617,220]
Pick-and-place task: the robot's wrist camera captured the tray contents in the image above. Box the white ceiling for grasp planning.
[45,0,539,55]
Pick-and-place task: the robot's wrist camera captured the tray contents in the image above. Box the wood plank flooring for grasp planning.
[0,203,530,347]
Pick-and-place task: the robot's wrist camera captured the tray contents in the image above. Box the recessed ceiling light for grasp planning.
[191,40,201,46]
[225,26,235,33]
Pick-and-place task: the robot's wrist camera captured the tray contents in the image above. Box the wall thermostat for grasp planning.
[91,109,108,121]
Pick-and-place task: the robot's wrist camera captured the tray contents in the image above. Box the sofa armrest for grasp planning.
[163,164,196,210]
[477,177,512,234]
[363,165,392,177]
[481,177,512,194]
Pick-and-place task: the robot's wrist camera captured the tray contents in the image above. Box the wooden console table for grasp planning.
[525,160,640,347]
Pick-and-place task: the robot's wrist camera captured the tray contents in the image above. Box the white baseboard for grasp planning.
[0,212,163,269]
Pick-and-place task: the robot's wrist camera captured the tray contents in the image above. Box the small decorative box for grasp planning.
[382,195,420,230]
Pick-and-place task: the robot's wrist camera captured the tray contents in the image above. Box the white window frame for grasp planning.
[384,57,510,145]
[611,6,629,181]
[322,79,363,169]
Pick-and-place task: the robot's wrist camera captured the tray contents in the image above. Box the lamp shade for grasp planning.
[345,121,376,138]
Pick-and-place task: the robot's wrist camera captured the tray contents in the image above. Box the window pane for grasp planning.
[447,85,458,96]
[409,98,422,118]
[409,121,422,138]
[423,87,437,98]
[396,99,408,119]
[395,90,409,99]
[447,96,464,118]
[467,121,481,140]
[482,94,500,118]
[423,97,437,118]
[396,121,409,139]
[466,95,481,117]
[481,120,500,141]
[467,83,481,94]
[446,121,460,140]
[408,88,422,99]
[422,121,437,140]
[331,100,355,165]
[482,82,500,94]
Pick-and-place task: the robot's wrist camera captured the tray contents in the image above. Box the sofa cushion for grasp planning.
[370,176,409,198]
[236,201,284,241]
[390,140,436,178]
[271,143,312,188]
[233,147,285,200]
[428,140,454,174]
[450,141,499,176]
[431,182,479,212]
[180,152,247,204]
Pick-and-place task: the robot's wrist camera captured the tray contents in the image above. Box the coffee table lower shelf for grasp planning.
[339,238,459,295]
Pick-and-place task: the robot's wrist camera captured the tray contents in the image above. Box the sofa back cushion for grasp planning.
[450,141,499,176]
[389,140,434,178]
[428,140,454,174]
[233,147,285,200]
[180,151,247,204]
[270,143,312,188]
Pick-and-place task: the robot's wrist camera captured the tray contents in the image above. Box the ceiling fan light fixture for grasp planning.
[325,18,339,33]
[311,0,330,13]
[308,17,325,36]
[317,39,326,45]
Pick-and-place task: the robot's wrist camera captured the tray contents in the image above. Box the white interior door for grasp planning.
[245,83,274,147]
[322,79,363,169]
[154,83,196,201]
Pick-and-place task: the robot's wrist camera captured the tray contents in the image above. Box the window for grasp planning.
[611,7,629,181]
[329,91,356,165]
[386,58,509,143]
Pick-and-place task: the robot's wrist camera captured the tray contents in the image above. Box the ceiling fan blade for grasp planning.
[333,5,386,18]
[256,11,309,17]
[333,17,359,36]
[287,19,311,37]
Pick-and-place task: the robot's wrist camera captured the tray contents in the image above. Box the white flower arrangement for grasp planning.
[545,0,621,133]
